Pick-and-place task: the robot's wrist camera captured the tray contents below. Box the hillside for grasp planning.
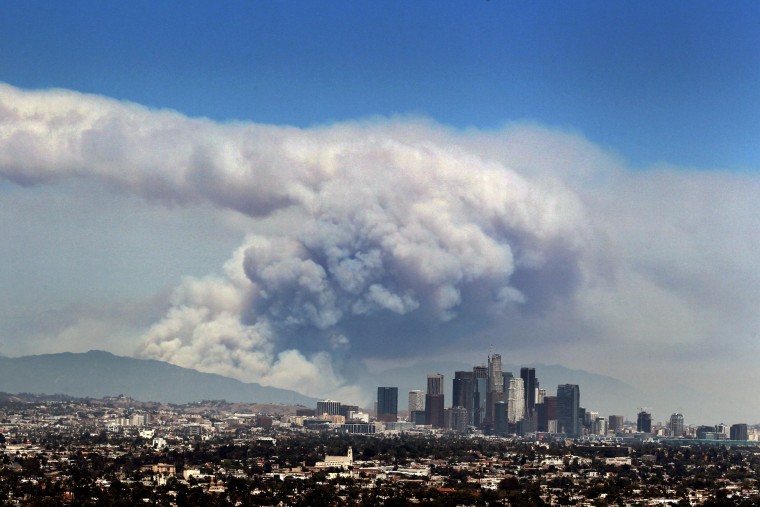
[0,350,316,406]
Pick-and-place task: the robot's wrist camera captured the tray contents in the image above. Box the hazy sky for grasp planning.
[1,1,759,423]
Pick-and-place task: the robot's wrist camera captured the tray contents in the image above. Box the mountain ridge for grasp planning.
[0,350,316,406]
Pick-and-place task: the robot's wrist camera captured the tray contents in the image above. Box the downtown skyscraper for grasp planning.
[486,354,505,429]
[506,377,525,424]
[670,413,684,437]
[376,387,398,423]
[520,367,539,433]
[452,371,474,425]
[425,373,445,428]
[472,365,488,428]
[557,384,580,436]
[637,410,652,433]
[408,390,425,425]
[408,390,424,412]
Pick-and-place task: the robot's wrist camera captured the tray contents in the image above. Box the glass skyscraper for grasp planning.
[556,384,580,436]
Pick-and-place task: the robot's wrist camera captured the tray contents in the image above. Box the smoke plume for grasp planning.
[0,84,592,398]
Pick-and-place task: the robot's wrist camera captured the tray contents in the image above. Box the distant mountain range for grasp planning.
[0,350,316,406]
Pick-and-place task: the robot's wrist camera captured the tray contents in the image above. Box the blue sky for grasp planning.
[2,0,758,169]
[2,2,760,421]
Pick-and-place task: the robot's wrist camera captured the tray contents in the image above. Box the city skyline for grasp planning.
[333,356,753,432]
[1,2,760,424]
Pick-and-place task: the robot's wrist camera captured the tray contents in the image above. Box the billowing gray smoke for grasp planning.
[0,84,588,399]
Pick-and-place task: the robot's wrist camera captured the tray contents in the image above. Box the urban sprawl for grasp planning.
[2,354,759,506]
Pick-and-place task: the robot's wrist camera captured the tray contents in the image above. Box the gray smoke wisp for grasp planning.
[0,84,589,398]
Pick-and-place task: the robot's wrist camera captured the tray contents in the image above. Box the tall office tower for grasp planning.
[608,415,624,433]
[408,390,424,413]
[538,396,557,432]
[556,384,580,436]
[494,401,507,435]
[520,367,538,412]
[486,354,504,427]
[670,413,685,437]
[637,411,652,433]
[536,402,546,432]
[534,387,546,432]
[317,400,342,416]
[427,373,444,395]
[376,387,398,422]
[425,394,445,428]
[472,365,488,427]
[730,423,749,441]
[426,373,445,428]
[452,371,474,416]
[506,377,525,424]
[488,354,504,393]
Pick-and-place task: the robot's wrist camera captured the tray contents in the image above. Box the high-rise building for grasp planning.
[472,365,488,428]
[520,367,538,412]
[376,387,398,422]
[408,390,424,413]
[427,373,444,395]
[536,403,546,432]
[426,373,445,428]
[452,371,474,424]
[486,354,504,427]
[317,400,342,416]
[506,377,525,424]
[556,384,580,436]
[534,388,546,432]
[543,396,558,432]
[730,423,748,441]
[637,411,652,433]
[608,415,624,433]
[425,394,445,428]
[494,401,507,435]
[488,354,504,393]
[578,407,586,431]
[670,413,684,437]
